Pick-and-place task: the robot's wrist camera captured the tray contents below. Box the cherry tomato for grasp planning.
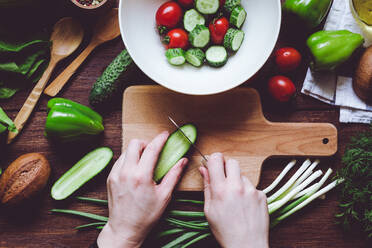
[164,29,189,49]
[156,1,183,33]
[177,0,194,8]
[268,76,296,102]
[209,17,229,45]
[275,47,302,72]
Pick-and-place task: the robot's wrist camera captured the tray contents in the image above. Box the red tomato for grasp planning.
[156,1,183,32]
[177,0,194,8]
[209,17,229,45]
[275,47,302,72]
[268,76,296,102]
[164,29,189,49]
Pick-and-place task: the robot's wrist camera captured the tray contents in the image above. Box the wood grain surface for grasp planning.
[0,1,370,247]
[123,86,337,190]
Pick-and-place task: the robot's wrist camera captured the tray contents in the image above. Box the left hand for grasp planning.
[97,131,188,248]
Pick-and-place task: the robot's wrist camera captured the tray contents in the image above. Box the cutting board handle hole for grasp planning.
[323,138,329,144]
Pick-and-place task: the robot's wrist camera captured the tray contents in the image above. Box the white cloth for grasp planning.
[301,0,372,123]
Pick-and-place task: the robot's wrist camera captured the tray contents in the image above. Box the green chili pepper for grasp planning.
[283,0,333,28]
[45,98,104,142]
[307,30,364,71]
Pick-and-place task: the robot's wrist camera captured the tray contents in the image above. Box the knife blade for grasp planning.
[168,116,208,162]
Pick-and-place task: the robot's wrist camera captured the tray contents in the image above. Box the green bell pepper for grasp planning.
[45,98,104,142]
[283,0,333,28]
[307,30,364,71]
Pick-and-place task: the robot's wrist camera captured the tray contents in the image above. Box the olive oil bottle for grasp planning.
[351,0,372,45]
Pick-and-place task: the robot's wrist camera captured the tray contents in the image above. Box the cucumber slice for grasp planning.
[166,48,186,66]
[224,0,240,13]
[189,25,210,48]
[196,0,219,14]
[185,48,205,67]
[206,46,228,67]
[184,9,205,32]
[224,28,245,52]
[154,124,197,182]
[51,147,113,200]
[230,5,246,29]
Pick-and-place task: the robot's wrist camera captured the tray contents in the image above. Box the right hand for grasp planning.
[199,153,269,248]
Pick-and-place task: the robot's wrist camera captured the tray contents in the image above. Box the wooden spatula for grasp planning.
[7,17,84,144]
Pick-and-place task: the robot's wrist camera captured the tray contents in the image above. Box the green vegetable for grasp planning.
[283,0,333,28]
[51,147,113,200]
[224,0,240,13]
[230,5,247,29]
[336,129,372,238]
[189,25,210,48]
[185,48,205,67]
[0,106,17,134]
[307,30,364,71]
[45,98,104,142]
[153,124,197,182]
[89,50,133,108]
[223,28,244,52]
[195,0,219,15]
[206,46,228,67]
[166,48,186,66]
[183,9,205,32]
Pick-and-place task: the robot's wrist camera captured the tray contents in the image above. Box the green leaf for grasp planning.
[0,107,17,133]
[0,87,17,99]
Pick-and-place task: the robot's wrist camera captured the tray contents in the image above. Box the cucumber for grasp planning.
[51,147,113,200]
[224,0,240,13]
[89,50,133,108]
[230,5,246,29]
[196,0,219,14]
[189,25,210,48]
[184,9,205,32]
[166,48,186,66]
[206,46,228,67]
[185,48,205,67]
[154,124,197,182]
[224,28,245,52]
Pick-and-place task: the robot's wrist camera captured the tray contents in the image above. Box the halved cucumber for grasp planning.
[185,48,205,67]
[224,28,245,52]
[230,5,246,29]
[189,25,210,48]
[206,46,228,67]
[184,9,205,32]
[166,48,186,66]
[51,147,113,200]
[196,0,219,14]
[224,0,240,13]
[154,124,197,182]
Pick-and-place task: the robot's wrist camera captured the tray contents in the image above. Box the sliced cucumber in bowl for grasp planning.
[196,0,220,15]
[230,5,247,29]
[184,9,205,32]
[166,48,186,66]
[224,28,245,52]
[189,25,210,48]
[185,48,205,67]
[206,46,228,67]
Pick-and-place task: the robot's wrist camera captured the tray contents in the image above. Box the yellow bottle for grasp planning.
[350,0,372,45]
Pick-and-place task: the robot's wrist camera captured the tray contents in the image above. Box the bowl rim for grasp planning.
[70,0,108,10]
[119,0,282,95]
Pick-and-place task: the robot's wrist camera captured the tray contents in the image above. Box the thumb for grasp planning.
[158,158,188,197]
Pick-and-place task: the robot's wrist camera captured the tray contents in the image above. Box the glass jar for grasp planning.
[350,0,372,46]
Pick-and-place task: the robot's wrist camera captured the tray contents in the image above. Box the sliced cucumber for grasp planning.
[230,5,246,29]
[224,0,240,13]
[166,48,186,66]
[206,46,228,67]
[154,124,197,182]
[51,147,113,200]
[184,9,205,32]
[224,28,245,52]
[189,25,210,48]
[185,48,205,67]
[196,0,219,14]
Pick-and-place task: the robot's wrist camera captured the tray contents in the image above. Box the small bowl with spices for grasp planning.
[70,0,112,12]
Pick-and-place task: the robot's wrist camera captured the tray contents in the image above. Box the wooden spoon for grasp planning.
[7,17,84,144]
[44,8,120,97]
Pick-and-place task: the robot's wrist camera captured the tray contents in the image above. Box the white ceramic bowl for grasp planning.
[119,0,281,95]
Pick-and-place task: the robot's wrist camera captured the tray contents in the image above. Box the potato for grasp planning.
[353,46,372,103]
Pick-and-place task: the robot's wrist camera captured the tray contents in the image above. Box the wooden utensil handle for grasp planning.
[7,60,57,144]
[44,43,96,97]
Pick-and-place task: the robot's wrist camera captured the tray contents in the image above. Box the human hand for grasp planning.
[97,131,188,248]
[199,153,269,248]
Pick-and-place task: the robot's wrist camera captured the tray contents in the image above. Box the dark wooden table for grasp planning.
[0,1,369,248]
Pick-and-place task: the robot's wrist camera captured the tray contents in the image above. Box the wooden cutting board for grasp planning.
[122,86,337,191]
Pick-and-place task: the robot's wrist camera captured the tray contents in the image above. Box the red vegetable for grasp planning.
[164,29,189,49]
[156,1,183,34]
[177,0,194,8]
[209,17,229,45]
[275,47,302,72]
[268,76,296,102]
